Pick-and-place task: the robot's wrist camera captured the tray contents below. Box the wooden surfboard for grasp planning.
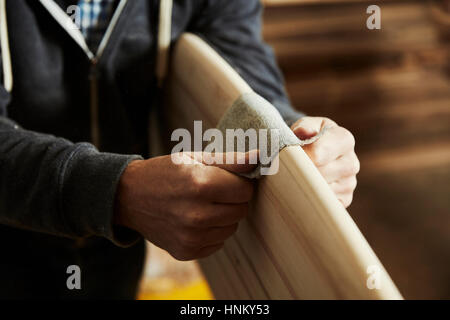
[162,33,402,300]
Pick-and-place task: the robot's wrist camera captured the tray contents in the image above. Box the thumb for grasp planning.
[191,150,259,174]
[291,117,324,140]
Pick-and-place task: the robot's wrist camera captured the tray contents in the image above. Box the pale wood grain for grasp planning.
[164,33,403,299]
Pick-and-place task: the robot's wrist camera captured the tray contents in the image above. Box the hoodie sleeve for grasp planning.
[0,84,142,247]
[190,0,305,126]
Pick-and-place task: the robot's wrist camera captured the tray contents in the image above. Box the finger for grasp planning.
[171,244,223,261]
[195,243,224,259]
[206,204,248,227]
[196,165,254,203]
[202,224,239,245]
[303,126,355,167]
[317,151,360,183]
[336,193,354,208]
[181,224,239,247]
[291,117,337,140]
[174,151,255,203]
[189,150,259,174]
[184,203,248,228]
[329,176,358,195]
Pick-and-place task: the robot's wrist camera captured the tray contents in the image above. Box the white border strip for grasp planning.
[39,0,94,59]
[0,0,13,92]
[96,0,128,60]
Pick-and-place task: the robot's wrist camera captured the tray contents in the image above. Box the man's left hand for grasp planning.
[291,116,360,208]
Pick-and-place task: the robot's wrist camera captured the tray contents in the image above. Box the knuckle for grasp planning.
[312,148,328,166]
[342,177,357,193]
[349,176,358,190]
[342,128,356,149]
[178,230,201,248]
[183,209,208,227]
[346,154,360,177]
[343,165,356,178]
[170,251,184,261]
[342,187,352,195]
[353,156,361,175]
[189,168,210,195]
[342,153,360,177]
[171,249,195,261]
[341,194,353,208]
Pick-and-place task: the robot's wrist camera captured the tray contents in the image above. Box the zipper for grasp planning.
[89,58,100,148]
[39,0,130,149]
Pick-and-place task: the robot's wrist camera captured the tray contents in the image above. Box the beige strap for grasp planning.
[0,0,13,92]
[156,0,173,87]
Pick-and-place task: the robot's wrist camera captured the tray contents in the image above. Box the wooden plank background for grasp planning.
[263,0,450,299]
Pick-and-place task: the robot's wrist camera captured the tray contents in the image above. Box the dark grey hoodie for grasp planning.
[0,0,302,298]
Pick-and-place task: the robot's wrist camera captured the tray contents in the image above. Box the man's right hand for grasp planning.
[114,152,256,261]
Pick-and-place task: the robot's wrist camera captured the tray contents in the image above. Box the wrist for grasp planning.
[114,159,145,229]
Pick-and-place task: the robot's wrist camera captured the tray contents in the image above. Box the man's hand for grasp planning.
[291,117,360,208]
[115,152,256,261]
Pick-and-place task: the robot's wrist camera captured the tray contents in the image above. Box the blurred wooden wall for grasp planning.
[263,0,450,299]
